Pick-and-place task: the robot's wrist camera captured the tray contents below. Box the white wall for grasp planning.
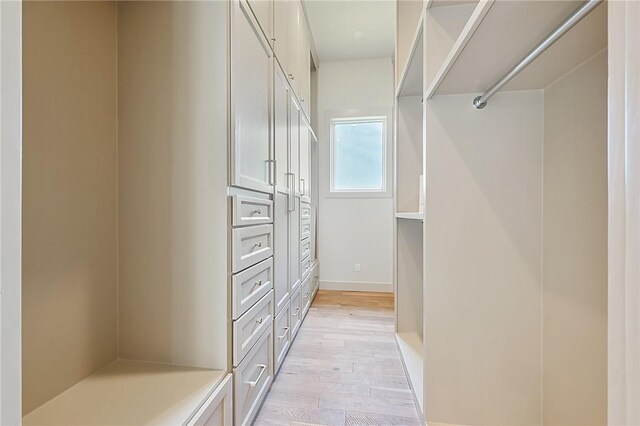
[316,58,394,292]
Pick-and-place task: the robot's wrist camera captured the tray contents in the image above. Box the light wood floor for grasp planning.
[254,290,421,426]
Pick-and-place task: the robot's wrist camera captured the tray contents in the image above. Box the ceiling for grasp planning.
[305,0,395,62]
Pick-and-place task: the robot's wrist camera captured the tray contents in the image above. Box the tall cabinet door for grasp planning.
[274,64,289,192]
[289,96,300,195]
[299,116,310,198]
[289,195,301,294]
[274,191,289,314]
[231,0,272,193]
[273,0,288,78]
[246,0,273,45]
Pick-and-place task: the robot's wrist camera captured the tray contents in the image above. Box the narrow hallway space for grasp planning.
[255,291,421,425]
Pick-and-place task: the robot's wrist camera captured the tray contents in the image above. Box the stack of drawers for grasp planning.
[230,193,275,426]
[299,200,313,320]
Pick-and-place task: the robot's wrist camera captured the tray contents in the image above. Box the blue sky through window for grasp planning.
[333,119,385,191]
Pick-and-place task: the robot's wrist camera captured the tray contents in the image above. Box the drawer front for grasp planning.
[300,239,311,262]
[187,374,232,426]
[274,302,291,374]
[234,327,273,426]
[233,290,273,366]
[232,257,273,320]
[232,224,273,273]
[300,219,311,241]
[233,194,273,226]
[290,288,303,339]
[302,275,312,317]
[300,203,311,220]
[300,256,311,279]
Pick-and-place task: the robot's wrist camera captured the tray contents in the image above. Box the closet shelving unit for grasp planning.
[393,5,426,419]
[417,0,608,424]
[21,2,230,425]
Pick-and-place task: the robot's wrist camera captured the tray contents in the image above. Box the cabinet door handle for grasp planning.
[266,159,276,186]
[247,364,267,387]
[304,292,309,298]
[288,73,294,80]
[254,241,262,248]
[278,327,290,339]
[293,307,300,316]
[285,172,294,212]
[300,178,305,195]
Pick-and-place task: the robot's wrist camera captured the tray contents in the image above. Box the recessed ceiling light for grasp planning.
[354,30,363,38]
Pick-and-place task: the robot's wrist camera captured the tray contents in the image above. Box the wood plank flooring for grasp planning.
[254,290,421,426]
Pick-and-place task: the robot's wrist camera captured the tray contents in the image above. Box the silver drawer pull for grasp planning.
[247,364,267,387]
[278,327,290,339]
[254,241,262,248]
[256,317,263,325]
[304,292,309,298]
[253,209,262,215]
[255,279,262,286]
[293,307,300,316]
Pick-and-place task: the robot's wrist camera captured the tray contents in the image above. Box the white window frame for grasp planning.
[326,108,392,198]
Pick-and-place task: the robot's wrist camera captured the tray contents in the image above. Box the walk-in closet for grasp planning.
[394,0,608,424]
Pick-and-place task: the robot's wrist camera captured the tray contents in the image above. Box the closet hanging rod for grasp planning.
[473,0,602,109]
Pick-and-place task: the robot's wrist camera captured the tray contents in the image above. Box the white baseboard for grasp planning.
[319,280,393,293]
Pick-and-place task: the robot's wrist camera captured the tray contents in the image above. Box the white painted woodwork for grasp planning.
[424,1,480,95]
[608,1,640,423]
[289,196,301,294]
[300,238,311,262]
[0,1,22,423]
[396,19,423,97]
[274,63,290,192]
[232,224,274,273]
[273,191,290,315]
[395,0,425,88]
[300,256,311,280]
[231,0,272,193]
[22,361,226,426]
[301,275,312,317]
[232,257,274,320]
[273,0,289,75]
[395,213,422,221]
[299,116,311,197]
[395,96,423,213]
[273,301,292,374]
[233,194,274,227]
[233,290,274,366]
[246,0,273,46]
[428,0,607,96]
[542,50,607,425]
[300,202,311,221]
[300,219,311,241]
[290,287,303,339]
[233,327,273,426]
[395,332,424,415]
[298,23,312,117]
[289,96,301,195]
[187,374,233,426]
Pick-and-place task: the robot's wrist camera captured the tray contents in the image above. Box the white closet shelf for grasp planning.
[396,212,423,221]
[426,0,478,9]
[22,360,226,426]
[426,0,606,98]
[395,12,425,98]
[395,332,424,413]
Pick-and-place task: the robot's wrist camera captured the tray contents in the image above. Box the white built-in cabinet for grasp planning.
[230,0,318,423]
[231,0,273,193]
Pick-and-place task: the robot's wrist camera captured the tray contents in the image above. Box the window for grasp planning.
[330,117,387,194]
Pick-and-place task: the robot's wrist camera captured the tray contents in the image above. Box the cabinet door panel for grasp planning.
[232,0,272,192]
[274,190,289,315]
[299,116,310,197]
[273,0,288,75]
[246,0,273,44]
[285,0,300,92]
[289,96,300,195]
[289,196,301,294]
[274,65,289,192]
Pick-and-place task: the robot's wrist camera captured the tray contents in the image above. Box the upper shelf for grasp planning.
[425,0,607,98]
[396,14,424,97]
